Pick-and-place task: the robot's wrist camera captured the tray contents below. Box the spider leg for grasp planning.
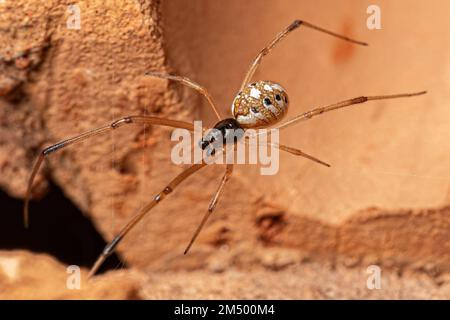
[240,19,368,90]
[273,143,330,167]
[23,115,195,228]
[242,138,330,167]
[145,72,223,120]
[88,162,208,279]
[274,91,427,131]
[184,164,233,255]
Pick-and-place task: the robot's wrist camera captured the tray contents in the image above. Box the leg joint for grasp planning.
[163,186,173,195]
[43,143,65,156]
[355,96,368,104]
[103,235,122,257]
[289,20,303,31]
[111,117,133,129]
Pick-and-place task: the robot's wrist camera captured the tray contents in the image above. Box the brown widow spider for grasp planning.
[23,20,426,278]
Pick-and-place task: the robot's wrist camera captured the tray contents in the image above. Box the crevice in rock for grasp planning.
[0,182,126,274]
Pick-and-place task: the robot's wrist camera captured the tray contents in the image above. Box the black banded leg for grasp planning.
[274,91,427,131]
[240,19,368,91]
[87,162,208,279]
[184,164,234,255]
[23,115,195,228]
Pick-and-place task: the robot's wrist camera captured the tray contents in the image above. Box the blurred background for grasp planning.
[0,0,449,298]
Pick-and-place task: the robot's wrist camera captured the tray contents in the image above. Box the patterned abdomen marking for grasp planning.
[232,80,289,128]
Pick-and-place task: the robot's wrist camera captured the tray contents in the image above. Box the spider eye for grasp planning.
[284,95,288,104]
[263,97,272,106]
[275,94,281,101]
[251,106,259,113]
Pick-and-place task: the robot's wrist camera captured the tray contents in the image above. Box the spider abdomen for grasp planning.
[232,80,289,128]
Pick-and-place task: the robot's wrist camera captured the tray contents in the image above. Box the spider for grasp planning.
[23,20,426,278]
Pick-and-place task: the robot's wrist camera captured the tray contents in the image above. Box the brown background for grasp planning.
[0,0,449,298]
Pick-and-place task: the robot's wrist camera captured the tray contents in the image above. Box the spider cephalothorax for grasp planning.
[200,118,244,154]
[232,80,289,128]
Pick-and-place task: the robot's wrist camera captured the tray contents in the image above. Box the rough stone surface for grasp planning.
[2,250,449,299]
[0,250,144,299]
[0,0,449,299]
